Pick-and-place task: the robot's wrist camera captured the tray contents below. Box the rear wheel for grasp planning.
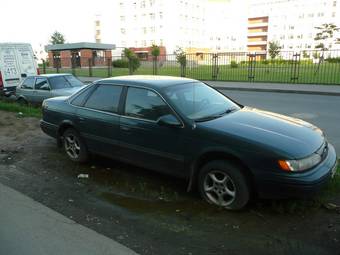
[17,98,28,106]
[62,128,88,163]
[198,160,250,210]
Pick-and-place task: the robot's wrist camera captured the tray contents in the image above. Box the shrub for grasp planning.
[325,57,340,63]
[230,61,238,68]
[112,59,129,68]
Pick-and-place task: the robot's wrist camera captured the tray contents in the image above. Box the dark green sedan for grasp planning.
[40,75,337,210]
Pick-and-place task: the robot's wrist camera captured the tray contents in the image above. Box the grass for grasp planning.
[0,99,41,118]
[45,62,340,85]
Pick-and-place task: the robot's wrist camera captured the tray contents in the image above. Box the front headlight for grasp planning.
[278,153,322,172]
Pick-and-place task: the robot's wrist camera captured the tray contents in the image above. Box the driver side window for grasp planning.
[125,87,172,121]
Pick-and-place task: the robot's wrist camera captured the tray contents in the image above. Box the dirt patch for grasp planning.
[0,110,339,255]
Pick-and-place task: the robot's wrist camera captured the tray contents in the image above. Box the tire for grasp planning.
[198,160,250,210]
[17,98,28,106]
[62,128,88,163]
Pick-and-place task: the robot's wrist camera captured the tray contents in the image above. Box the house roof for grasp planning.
[45,42,115,51]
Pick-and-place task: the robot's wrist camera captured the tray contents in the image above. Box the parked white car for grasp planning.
[0,43,38,96]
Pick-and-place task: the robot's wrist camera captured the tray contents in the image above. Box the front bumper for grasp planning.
[256,143,338,199]
[40,120,58,139]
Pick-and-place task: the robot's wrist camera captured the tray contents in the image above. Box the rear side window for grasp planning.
[84,85,122,113]
[125,87,171,121]
[35,78,50,90]
[71,87,93,106]
[21,77,35,89]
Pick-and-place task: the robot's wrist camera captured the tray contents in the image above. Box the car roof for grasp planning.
[97,75,197,90]
[25,73,73,79]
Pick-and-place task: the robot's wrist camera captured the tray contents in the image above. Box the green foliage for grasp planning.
[302,51,310,59]
[230,61,238,68]
[151,44,160,57]
[325,57,340,63]
[268,41,282,59]
[49,31,65,45]
[174,47,186,66]
[123,48,140,73]
[112,59,129,68]
[314,23,340,50]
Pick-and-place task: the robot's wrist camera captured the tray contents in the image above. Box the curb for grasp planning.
[212,86,340,96]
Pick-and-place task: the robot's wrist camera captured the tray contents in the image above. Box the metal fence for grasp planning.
[40,49,340,85]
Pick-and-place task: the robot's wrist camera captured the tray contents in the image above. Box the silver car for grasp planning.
[16,74,85,105]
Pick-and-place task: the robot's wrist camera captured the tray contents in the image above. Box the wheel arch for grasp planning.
[57,120,78,147]
[187,150,256,194]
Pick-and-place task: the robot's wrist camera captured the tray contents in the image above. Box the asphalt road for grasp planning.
[222,90,340,154]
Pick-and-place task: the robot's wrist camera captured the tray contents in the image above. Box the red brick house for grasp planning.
[45,42,115,68]
[129,46,166,61]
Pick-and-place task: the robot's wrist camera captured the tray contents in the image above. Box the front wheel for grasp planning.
[198,160,250,210]
[62,128,88,163]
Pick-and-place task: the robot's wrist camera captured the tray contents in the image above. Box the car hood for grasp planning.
[198,107,324,159]
[52,86,84,97]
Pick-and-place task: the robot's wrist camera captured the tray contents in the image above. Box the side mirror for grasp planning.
[157,114,182,127]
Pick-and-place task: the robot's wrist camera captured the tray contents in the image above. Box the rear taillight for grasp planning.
[0,71,3,89]
[37,68,40,75]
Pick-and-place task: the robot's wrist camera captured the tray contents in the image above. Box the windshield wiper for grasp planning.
[194,107,238,122]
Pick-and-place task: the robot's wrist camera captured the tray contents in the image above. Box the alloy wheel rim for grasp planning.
[203,170,236,207]
[64,134,80,159]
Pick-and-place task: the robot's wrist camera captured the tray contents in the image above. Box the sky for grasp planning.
[1,0,115,54]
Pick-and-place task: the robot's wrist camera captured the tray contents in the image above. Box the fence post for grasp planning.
[71,57,76,76]
[290,52,300,83]
[153,56,158,75]
[212,53,219,80]
[248,53,256,82]
[88,58,93,77]
[42,60,46,74]
[107,58,112,77]
[128,58,133,75]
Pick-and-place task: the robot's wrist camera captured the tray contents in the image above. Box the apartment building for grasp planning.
[116,0,207,54]
[248,0,340,51]
[104,0,340,55]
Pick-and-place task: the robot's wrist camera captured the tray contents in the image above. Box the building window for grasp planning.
[143,27,147,34]
[120,28,126,34]
[149,0,155,6]
[333,1,337,7]
[142,40,147,46]
[149,13,155,20]
[332,12,336,17]
[120,16,125,21]
[159,12,163,19]
[150,26,155,33]
[95,21,100,26]
[141,0,146,8]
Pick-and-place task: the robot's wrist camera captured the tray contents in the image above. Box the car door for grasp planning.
[75,83,123,158]
[33,77,52,103]
[17,76,35,102]
[119,86,185,177]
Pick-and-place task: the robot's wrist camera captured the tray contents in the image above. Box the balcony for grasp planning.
[247,41,267,46]
[247,22,268,28]
[247,31,268,37]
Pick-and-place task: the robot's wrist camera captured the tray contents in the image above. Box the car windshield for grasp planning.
[49,75,83,90]
[164,82,240,121]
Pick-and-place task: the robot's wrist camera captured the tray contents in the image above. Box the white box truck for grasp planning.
[0,43,39,96]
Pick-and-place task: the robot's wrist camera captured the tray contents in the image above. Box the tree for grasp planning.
[314,23,339,73]
[123,48,140,74]
[268,41,282,59]
[49,31,66,45]
[174,47,186,77]
[314,23,339,51]
[151,44,160,75]
[151,44,160,57]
